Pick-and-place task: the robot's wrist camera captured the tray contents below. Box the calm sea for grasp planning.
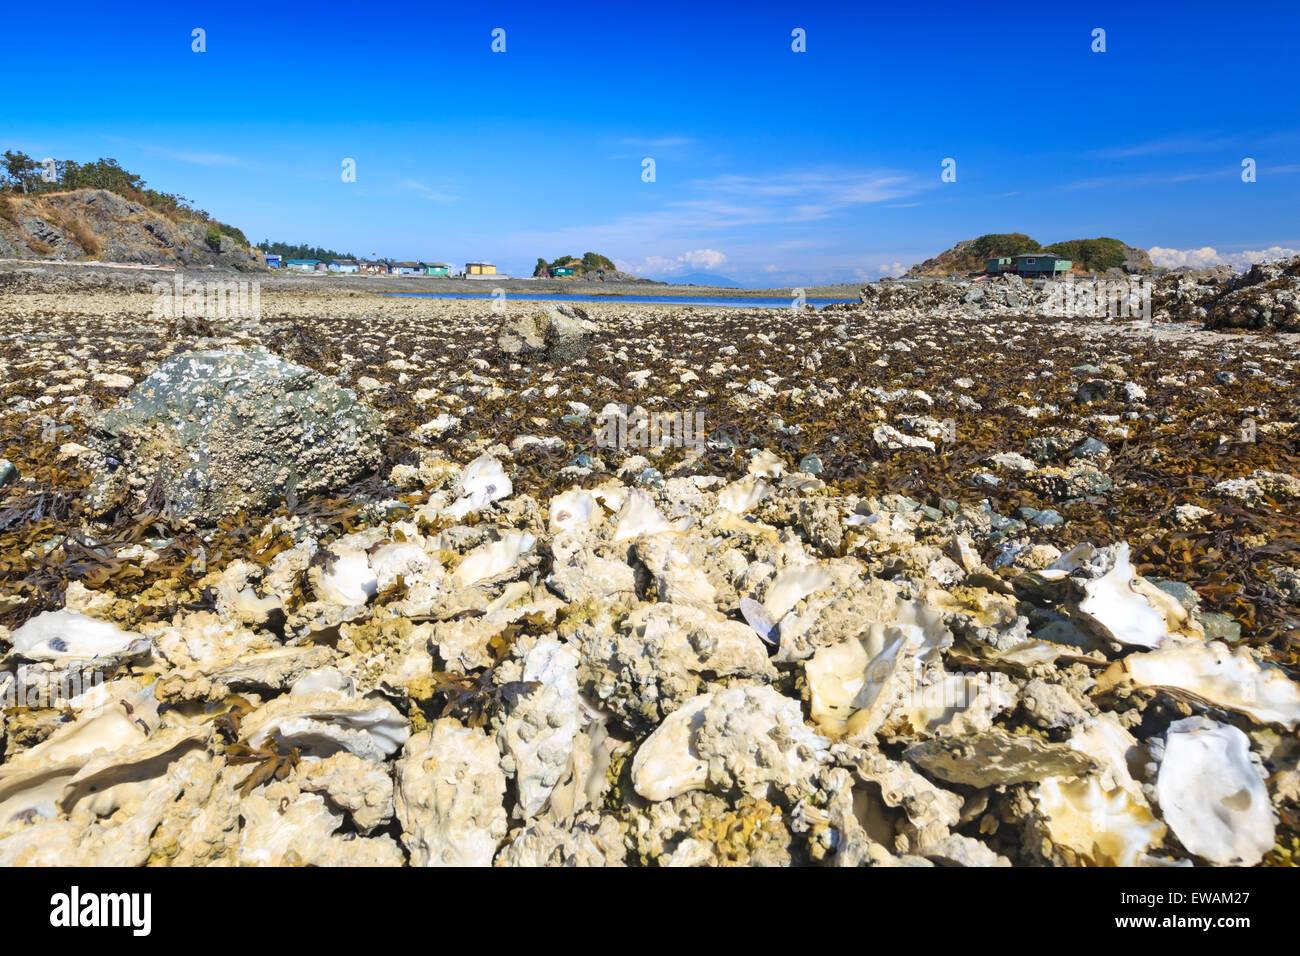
[382,292,854,309]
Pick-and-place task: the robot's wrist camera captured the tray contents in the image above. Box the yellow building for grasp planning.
[465,261,497,276]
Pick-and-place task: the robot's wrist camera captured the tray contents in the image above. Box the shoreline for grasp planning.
[0,258,865,300]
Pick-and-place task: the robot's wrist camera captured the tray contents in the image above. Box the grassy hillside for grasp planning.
[908,233,1149,276]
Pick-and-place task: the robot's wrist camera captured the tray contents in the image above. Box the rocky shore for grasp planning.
[0,260,1297,866]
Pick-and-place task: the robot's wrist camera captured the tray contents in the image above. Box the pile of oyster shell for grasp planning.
[1,263,1298,866]
[2,440,1296,866]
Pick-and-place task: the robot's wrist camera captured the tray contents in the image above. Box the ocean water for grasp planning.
[382,292,854,309]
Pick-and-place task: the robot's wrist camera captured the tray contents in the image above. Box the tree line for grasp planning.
[258,240,357,261]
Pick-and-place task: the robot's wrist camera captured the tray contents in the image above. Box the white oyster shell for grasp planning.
[1033,716,1166,866]
[1076,543,1194,648]
[763,564,833,620]
[451,531,536,588]
[443,453,512,519]
[716,476,770,515]
[1156,717,1273,866]
[612,489,674,541]
[241,670,409,761]
[1108,640,1300,729]
[314,546,378,606]
[7,610,149,663]
[548,488,602,534]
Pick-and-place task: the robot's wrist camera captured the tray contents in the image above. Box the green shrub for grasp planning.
[1044,237,1126,272]
[204,224,222,250]
[969,233,1041,261]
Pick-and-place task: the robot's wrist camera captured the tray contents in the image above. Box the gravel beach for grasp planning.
[0,261,1297,867]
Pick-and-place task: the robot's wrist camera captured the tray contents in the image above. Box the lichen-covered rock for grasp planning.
[91,348,383,524]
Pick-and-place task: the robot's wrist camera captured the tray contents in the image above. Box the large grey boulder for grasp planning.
[90,348,383,524]
[497,304,596,364]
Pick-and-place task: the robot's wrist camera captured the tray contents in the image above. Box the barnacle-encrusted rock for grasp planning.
[497,304,597,364]
[498,809,626,866]
[90,348,383,524]
[628,790,792,866]
[395,720,508,866]
[578,602,776,732]
[296,751,394,835]
[1021,678,1092,729]
[238,780,404,866]
[903,728,1096,787]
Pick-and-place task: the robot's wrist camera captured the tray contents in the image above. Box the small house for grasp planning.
[392,261,422,275]
[549,266,575,278]
[359,261,388,274]
[985,257,1012,274]
[328,259,360,273]
[264,254,282,269]
[284,258,320,272]
[424,262,450,277]
[465,261,497,276]
[1014,254,1072,276]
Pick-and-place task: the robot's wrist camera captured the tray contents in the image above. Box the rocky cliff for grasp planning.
[0,189,261,270]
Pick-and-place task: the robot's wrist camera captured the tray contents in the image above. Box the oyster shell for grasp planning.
[1100,640,1300,729]
[396,719,507,866]
[1156,717,1274,866]
[1075,543,1196,648]
[6,609,150,664]
[443,453,512,519]
[241,669,409,761]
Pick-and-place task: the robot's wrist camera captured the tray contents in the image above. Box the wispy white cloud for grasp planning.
[696,170,915,207]
[1063,170,1217,190]
[618,136,693,149]
[397,179,460,202]
[1090,135,1237,159]
[170,151,246,167]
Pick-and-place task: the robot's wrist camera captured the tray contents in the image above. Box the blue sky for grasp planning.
[3,0,1298,286]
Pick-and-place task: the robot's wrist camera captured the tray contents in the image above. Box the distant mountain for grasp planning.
[907,234,1153,277]
[671,272,743,288]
